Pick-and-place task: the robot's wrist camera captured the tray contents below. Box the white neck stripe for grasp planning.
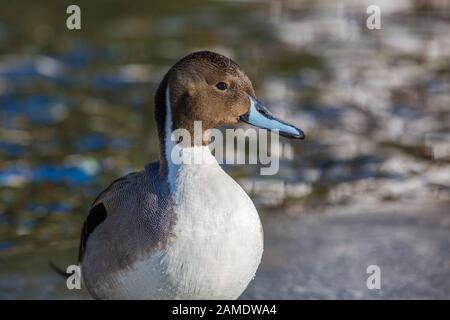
[165,86,177,192]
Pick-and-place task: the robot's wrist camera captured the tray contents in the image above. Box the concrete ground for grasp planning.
[242,202,450,299]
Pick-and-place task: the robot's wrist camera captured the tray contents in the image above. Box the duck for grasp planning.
[78,51,304,300]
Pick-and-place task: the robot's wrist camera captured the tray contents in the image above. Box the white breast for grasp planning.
[163,146,263,299]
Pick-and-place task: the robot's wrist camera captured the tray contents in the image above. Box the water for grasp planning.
[0,0,449,299]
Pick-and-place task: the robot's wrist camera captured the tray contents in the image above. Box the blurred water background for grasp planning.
[0,0,449,299]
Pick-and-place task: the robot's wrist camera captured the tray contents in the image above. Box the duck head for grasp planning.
[155,51,304,160]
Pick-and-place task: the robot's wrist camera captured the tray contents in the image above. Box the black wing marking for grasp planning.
[78,202,107,263]
[77,171,140,263]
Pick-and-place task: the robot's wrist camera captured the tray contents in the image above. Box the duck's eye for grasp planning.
[216,82,228,91]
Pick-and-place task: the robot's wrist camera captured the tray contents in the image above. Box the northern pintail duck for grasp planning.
[79,51,304,299]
